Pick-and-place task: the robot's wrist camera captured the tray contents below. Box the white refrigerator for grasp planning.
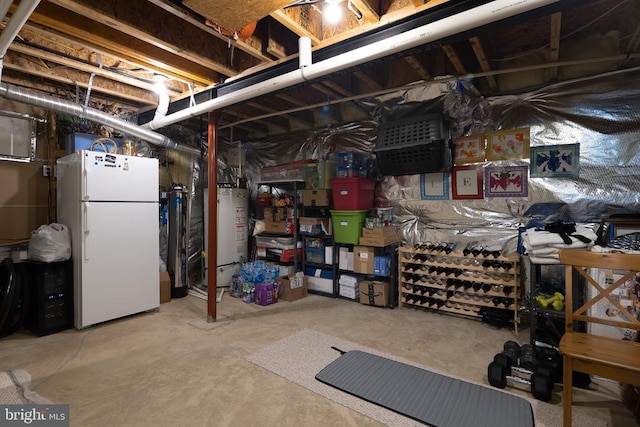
[57,150,160,328]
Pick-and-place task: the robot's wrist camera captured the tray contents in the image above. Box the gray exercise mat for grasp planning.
[315,350,534,427]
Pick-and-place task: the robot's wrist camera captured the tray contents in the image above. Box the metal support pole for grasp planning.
[207,111,219,322]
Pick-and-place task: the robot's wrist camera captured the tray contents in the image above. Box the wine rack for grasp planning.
[398,243,522,332]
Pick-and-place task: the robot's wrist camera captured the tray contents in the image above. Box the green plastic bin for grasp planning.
[330,210,368,244]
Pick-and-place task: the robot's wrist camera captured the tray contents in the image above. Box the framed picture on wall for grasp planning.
[486,127,530,160]
[454,134,485,164]
[420,172,450,200]
[530,143,580,178]
[452,166,483,200]
[484,165,529,198]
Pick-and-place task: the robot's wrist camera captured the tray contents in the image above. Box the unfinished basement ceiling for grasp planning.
[3,0,640,142]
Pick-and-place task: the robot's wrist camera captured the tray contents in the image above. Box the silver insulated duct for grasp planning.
[0,0,196,156]
[0,82,199,156]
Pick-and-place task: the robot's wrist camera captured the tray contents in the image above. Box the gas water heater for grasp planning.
[204,186,248,287]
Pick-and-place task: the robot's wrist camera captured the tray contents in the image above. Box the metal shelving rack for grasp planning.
[333,242,399,307]
[256,180,303,271]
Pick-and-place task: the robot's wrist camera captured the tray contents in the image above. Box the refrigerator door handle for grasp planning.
[83,203,89,261]
[82,169,89,201]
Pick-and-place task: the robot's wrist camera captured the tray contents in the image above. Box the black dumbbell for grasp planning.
[504,341,522,359]
[520,344,537,371]
[488,352,554,402]
[536,347,562,383]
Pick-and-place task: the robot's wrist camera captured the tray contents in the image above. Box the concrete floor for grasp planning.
[0,293,637,426]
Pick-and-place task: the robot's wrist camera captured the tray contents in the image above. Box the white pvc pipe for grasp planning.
[142,0,559,130]
[0,2,13,29]
[0,0,40,58]
[299,36,312,68]
[0,0,41,81]
[150,91,170,125]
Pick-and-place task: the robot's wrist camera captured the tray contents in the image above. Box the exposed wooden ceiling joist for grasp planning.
[403,56,432,82]
[146,0,273,63]
[270,8,322,46]
[468,36,497,92]
[47,0,248,79]
[349,0,380,23]
[20,7,218,86]
[441,44,466,76]
[548,12,562,80]
[4,59,157,105]
[8,43,182,97]
[1,0,636,141]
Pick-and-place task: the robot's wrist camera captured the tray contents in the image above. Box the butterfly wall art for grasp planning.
[530,143,580,178]
[484,165,529,198]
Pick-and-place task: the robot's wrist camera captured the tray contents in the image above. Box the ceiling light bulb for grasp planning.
[324,2,343,25]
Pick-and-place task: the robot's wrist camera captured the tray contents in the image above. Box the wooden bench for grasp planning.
[558,249,640,426]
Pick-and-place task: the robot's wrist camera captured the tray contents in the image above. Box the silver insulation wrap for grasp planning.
[234,68,640,255]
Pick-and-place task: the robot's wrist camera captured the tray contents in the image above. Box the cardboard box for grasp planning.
[264,207,296,221]
[359,280,389,307]
[299,217,332,235]
[278,273,308,302]
[362,226,400,238]
[264,218,295,234]
[353,246,375,274]
[271,262,295,276]
[0,161,49,243]
[302,189,331,207]
[160,271,171,303]
[359,226,402,247]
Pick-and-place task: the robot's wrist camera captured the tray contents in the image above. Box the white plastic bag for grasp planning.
[28,223,72,262]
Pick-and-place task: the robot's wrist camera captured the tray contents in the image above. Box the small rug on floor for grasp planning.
[0,369,52,404]
[245,329,607,427]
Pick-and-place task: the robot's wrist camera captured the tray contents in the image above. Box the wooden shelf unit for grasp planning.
[398,244,522,332]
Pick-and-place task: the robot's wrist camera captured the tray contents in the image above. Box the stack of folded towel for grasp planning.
[522,223,598,264]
